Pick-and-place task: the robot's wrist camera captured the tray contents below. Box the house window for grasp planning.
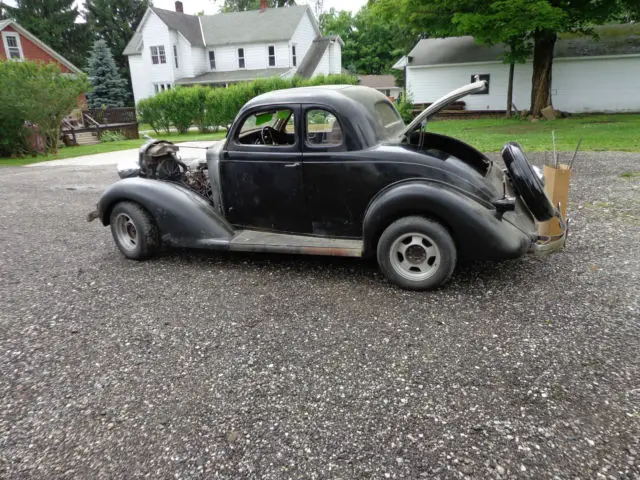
[150,46,166,65]
[2,32,23,60]
[291,45,296,67]
[238,48,245,69]
[470,74,490,94]
[173,45,179,68]
[209,51,216,70]
[154,83,172,94]
[268,45,275,67]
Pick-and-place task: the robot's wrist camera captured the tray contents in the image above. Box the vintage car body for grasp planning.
[89,82,564,290]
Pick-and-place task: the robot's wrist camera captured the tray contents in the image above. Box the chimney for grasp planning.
[175,1,184,13]
[260,0,268,10]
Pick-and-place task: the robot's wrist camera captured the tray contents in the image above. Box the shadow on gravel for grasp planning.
[150,247,528,290]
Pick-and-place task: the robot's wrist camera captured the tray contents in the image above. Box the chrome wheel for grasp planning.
[389,232,441,281]
[114,213,138,252]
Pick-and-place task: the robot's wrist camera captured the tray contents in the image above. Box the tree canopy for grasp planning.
[320,6,413,76]
[4,0,92,68]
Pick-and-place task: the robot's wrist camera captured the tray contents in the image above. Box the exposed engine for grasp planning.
[118,139,214,203]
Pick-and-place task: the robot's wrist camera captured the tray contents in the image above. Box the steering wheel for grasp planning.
[260,126,277,146]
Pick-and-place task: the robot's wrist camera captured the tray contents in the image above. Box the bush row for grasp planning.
[137,74,358,134]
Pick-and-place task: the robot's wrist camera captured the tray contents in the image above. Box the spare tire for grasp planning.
[501,142,555,221]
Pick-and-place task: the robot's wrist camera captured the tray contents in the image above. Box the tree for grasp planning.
[320,6,414,76]
[372,0,640,117]
[0,60,90,154]
[84,0,149,104]
[86,39,129,108]
[219,0,295,12]
[4,0,92,68]
[453,1,562,117]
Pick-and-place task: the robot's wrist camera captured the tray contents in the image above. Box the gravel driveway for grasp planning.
[0,152,639,479]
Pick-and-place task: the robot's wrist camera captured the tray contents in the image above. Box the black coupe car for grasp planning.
[88,81,565,290]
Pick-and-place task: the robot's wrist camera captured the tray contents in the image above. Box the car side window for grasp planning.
[306,109,342,146]
[236,109,295,146]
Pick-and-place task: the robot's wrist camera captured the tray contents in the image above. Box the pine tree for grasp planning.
[4,0,92,68]
[86,39,128,108]
[84,0,149,85]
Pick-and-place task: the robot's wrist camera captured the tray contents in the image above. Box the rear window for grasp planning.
[341,88,405,140]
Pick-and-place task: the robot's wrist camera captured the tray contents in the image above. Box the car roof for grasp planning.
[243,85,387,109]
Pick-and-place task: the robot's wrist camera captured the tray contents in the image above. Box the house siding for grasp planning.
[129,54,149,104]
[313,48,331,76]
[290,10,318,69]
[0,25,73,73]
[211,42,290,72]
[328,41,341,74]
[405,55,640,113]
[142,12,176,86]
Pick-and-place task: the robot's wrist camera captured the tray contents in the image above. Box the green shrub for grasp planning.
[100,130,126,142]
[137,74,357,134]
[137,96,171,134]
[0,60,90,155]
[395,92,414,124]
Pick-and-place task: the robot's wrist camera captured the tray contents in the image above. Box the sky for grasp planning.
[3,0,369,16]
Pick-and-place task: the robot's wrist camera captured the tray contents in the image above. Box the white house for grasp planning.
[395,24,640,113]
[123,1,344,104]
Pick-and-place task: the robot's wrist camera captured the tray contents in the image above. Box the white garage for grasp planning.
[395,24,640,113]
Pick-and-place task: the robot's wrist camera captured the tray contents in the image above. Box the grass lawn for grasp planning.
[0,130,227,167]
[428,113,640,152]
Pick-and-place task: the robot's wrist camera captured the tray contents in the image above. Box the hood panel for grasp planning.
[401,81,488,138]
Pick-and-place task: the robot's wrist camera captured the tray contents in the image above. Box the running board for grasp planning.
[229,231,363,257]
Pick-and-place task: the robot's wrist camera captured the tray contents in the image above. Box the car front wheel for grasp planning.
[377,216,456,290]
[109,201,160,260]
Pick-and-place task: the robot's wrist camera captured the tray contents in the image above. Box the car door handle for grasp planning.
[284,162,301,168]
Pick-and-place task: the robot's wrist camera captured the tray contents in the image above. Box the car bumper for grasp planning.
[528,214,567,256]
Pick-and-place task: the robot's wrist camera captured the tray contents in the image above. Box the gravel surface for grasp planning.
[1,152,639,479]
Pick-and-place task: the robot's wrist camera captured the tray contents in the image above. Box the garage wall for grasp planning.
[406,62,533,111]
[405,55,640,113]
[552,56,640,112]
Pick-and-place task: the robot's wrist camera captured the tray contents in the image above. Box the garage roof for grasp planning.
[406,24,640,67]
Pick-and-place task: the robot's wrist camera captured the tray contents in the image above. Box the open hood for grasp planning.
[400,80,488,138]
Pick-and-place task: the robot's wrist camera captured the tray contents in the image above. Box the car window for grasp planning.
[236,109,295,146]
[306,109,342,146]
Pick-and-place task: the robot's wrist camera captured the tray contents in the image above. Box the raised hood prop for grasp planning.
[400,80,488,138]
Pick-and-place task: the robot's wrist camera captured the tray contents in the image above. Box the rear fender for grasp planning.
[362,180,532,260]
[98,178,234,248]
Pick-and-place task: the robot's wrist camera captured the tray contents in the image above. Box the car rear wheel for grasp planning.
[377,216,456,290]
[109,201,160,260]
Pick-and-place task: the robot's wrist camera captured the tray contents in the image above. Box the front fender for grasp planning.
[97,178,234,248]
[362,180,533,260]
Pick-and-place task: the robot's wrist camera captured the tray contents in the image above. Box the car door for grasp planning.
[301,106,367,238]
[220,104,311,234]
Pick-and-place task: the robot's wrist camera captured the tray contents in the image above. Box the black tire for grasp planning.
[377,216,456,291]
[502,142,555,221]
[109,201,160,260]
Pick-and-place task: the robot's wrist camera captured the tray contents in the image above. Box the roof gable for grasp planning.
[150,7,204,47]
[0,19,82,73]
